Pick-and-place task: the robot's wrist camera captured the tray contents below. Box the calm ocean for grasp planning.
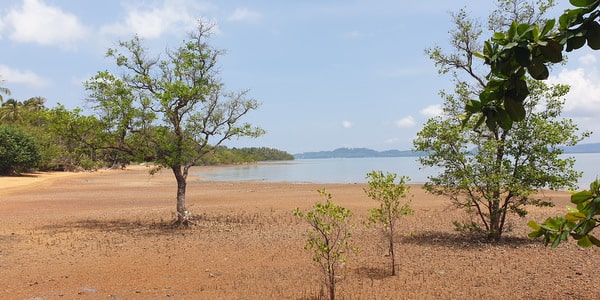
[196,154,600,188]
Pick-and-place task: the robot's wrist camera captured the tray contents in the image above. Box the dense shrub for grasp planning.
[0,125,40,175]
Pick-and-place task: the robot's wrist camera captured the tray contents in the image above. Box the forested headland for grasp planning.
[0,98,292,175]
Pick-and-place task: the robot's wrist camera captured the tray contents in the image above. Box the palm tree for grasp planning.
[23,96,46,112]
[0,99,23,123]
[0,76,11,104]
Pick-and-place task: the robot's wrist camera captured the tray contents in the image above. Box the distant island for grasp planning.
[294,143,600,159]
[294,147,427,159]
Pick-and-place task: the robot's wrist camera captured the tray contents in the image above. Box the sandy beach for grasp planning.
[0,166,597,299]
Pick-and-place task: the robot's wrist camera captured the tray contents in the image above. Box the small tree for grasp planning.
[364,171,413,276]
[86,22,264,226]
[415,79,587,242]
[294,189,356,300]
[0,125,40,175]
[418,0,588,242]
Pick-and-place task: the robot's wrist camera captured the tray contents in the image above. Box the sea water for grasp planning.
[196,153,600,188]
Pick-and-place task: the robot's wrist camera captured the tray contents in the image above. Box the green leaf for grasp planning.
[527,58,549,80]
[565,211,586,221]
[514,46,531,67]
[507,22,518,41]
[539,40,564,63]
[589,235,600,246]
[473,114,485,130]
[551,235,562,248]
[527,220,541,230]
[570,0,597,7]
[493,32,505,40]
[567,36,587,52]
[586,21,600,50]
[504,98,526,121]
[465,100,483,113]
[590,179,600,192]
[571,190,593,204]
[577,235,593,247]
[529,230,544,238]
[540,19,556,36]
[496,108,513,130]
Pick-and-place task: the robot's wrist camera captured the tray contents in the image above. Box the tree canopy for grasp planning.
[86,22,265,225]
[418,0,589,242]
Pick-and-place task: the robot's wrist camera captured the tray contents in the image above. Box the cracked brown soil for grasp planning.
[0,166,598,299]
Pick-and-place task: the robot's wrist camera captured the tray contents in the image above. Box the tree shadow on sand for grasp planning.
[399,230,540,249]
[37,218,185,236]
[353,266,392,280]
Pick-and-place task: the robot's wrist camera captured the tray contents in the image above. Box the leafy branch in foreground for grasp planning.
[294,189,357,300]
[529,179,600,248]
[364,171,413,276]
[468,0,600,131]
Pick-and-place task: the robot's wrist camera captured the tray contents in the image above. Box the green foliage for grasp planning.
[468,1,600,130]
[0,125,40,175]
[294,190,357,300]
[423,0,588,242]
[33,105,104,171]
[415,78,586,241]
[196,146,294,165]
[529,179,600,248]
[87,22,265,225]
[364,171,412,276]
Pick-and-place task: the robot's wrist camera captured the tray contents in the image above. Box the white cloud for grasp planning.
[227,8,262,23]
[0,64,50,88]
[579,53,597,65]
[420,104,442,118]
[395,116,415,128]
[342,120,353,128]
[2,0,88,48]
[343,30,363,39]
[101,0,214,40]
[548,54,600,117]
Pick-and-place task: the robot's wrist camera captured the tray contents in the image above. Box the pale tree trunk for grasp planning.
[389,223,396,276]
[172,165,190,226]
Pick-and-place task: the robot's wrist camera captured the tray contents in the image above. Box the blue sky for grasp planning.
[1,0,599,154]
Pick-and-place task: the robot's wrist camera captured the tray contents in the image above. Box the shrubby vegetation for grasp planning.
[197,146,294,165]
[0,125,40,175]
[364,171,412,276]
[0,94,290,176]
[294,189,357,300]
[417,0,590,242]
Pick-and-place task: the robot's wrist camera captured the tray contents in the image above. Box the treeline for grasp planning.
[0,98,291,175]
[197,147,294,165]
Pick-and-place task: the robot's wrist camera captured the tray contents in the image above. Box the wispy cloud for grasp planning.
[342,120,353,128]
[343,30,364,39]
[0,64,50,88]
[100,0,215,40]
[395,116,415,128]
[227,8,262,23]
[1,0,89,49]
[420,104,442,118]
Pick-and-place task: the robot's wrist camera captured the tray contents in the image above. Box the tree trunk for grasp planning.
[488,199,502,242]
[172,165,189,226]
[389,225,396,276]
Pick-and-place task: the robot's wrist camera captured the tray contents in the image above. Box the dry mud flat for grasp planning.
[0,167,598,299]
